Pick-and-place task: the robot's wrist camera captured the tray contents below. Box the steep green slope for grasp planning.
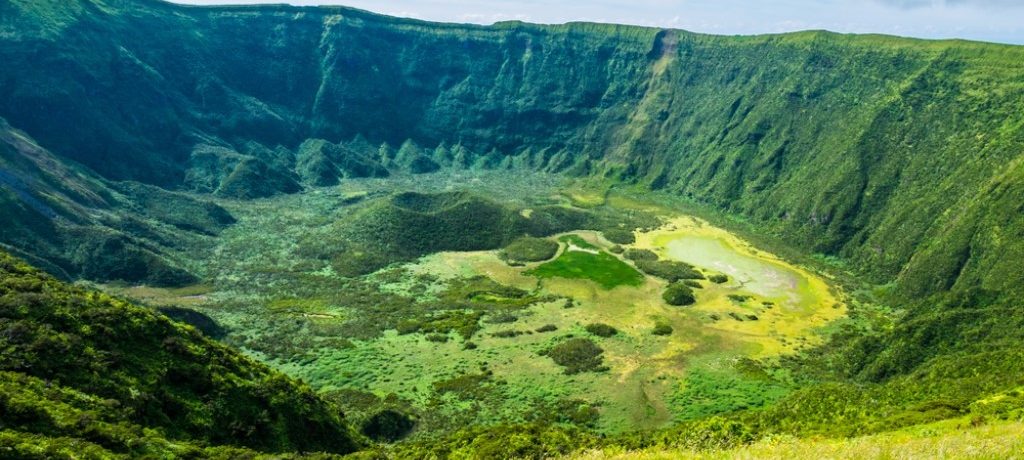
[0,118,227,286]
[0,250,363,456]
[2,0,1022,305]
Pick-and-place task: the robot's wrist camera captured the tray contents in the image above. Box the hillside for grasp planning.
[2,0,1023,303]
[0,251,363,457]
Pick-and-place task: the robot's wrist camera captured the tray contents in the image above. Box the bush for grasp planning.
[536,324,559,333]
[635,260,705,281]
[709,274,729,284]
[664,282,697,306]
[361,409,416,442]
[603,228,636,245]
[623,248,658,261]
[499,237,559,263]
[545,338,607,374]
[585,323,618,337]
[684,280,703,289]
[652,322,674,336]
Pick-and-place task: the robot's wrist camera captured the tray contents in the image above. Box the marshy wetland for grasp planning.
[99,170,848,437]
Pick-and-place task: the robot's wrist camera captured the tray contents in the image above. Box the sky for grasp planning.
[170,0,1024,45]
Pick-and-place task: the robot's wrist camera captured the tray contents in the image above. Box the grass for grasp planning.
[527,235,644,289]
[573,420,1024,459]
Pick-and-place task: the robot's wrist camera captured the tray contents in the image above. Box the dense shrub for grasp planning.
[500,237,559,263]
[624,248,658,261]
[603,228,636,245]
[652,322,674,336]
[635,260,705,281]
[361,409,416,442]
[709,274,729,284]
[585,323,619,337]
[664,282,697,306]
[544,338,607,374]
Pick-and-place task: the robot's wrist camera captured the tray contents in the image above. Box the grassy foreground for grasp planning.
[574,420,1024,460]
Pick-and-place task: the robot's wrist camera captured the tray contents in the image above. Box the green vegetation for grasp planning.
[2,0,1024,457]
[585,323,619,337]
[527,236,644,289]
[544,338,608,375]
[623,248,659,261]
[603,228,636,245]
[652,321,674,336]
[663,282,697,306]
[635,259,705,282]
[499,236,560,264]
[0,251,362,456]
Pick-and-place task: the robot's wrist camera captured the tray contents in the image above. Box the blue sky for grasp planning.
[171,0,1024,44]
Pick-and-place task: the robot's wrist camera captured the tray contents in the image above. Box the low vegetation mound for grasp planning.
[635,259,705,282]
[663,282,697,306]
[602,228,636,245]
[623,248,659,261]
[544,338,607,374]
[327,193,630,276]
[585,323,619,337]
[499,236,559,264]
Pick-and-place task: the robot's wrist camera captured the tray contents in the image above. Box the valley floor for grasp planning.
[97,170,855,437]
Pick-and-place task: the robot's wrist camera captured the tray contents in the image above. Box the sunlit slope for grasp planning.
[574,419,1024,460]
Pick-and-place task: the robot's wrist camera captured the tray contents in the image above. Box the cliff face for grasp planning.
[1,0,1023,300]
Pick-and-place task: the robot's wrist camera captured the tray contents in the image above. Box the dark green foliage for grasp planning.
[709,274,729,284]
[327,192,601,275]
[361,409,416,442]
[544,338,607,374]
[634,259,705,282]
[684,280,703,289]
[652,322,674,336]
[157,306,227,339]
[536,324,558,333]
[0,251,362,455]
[499,237,559,264]
[585,323,618,337]
[663,282,697,306]
[602,228,636,245]
[623,248,659,261]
